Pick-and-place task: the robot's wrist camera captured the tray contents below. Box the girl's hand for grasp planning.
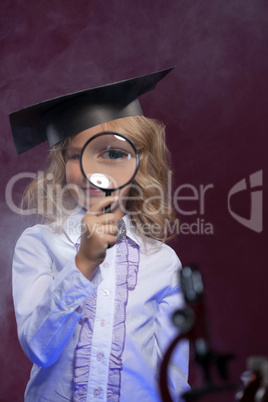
[75,195,119,280]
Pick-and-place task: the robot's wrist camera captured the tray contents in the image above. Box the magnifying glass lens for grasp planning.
[80,132,139,193]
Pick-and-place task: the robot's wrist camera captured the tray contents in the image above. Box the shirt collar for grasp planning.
[122,215,143,248]
[123,215,161,250]
[61,208,86,245]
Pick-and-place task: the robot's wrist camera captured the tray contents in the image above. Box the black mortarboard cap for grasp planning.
[9,67,174,154]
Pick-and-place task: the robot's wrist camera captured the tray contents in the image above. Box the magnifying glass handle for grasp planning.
[103,190,112,214]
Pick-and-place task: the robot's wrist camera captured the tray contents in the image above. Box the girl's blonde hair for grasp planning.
[22,116,178,242]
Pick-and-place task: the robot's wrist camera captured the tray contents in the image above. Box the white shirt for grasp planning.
[13,210,189,401]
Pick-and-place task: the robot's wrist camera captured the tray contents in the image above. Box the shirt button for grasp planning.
[96,352,104,361]
[100,319,106,327]
[103,262,109,268]
[93,388,101,397]
[102,289,110,296]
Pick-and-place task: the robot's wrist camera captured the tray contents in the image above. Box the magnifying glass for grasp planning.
[80,131,139,213]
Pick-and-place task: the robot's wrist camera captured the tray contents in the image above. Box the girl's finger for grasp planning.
[104,233,118,248]
[86,195,119,216]
[96,213,117,225]
[85,223,117,238]
[101,224,118,236]
[82,213,116,230]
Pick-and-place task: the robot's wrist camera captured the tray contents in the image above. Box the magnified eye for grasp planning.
[99,148,131,161]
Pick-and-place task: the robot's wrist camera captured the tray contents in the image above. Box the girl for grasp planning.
[11,69,190,401]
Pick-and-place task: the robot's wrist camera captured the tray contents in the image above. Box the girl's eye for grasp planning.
[99,149,130,160]
[71,154,80,160]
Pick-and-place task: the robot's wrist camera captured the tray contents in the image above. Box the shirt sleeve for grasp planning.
[12,226,96,368]
[154,249,190,401]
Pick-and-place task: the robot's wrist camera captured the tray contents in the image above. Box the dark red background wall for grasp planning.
[1,1,267,401]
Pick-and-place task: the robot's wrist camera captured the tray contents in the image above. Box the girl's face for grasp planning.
[65,123,132,218]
